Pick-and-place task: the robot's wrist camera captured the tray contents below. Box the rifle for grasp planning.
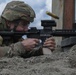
[0,20,76,45]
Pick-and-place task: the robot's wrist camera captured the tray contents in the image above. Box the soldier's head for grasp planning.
[1,1,36,31]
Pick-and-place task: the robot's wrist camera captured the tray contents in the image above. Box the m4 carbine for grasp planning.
[0,20,76,45]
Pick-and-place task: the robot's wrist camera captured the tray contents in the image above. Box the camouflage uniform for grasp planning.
[0,1,43,58]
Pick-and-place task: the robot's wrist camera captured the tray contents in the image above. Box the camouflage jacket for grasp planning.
[0,17,43,58]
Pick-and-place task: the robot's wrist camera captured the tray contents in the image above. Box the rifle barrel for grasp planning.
[52,30,76,36]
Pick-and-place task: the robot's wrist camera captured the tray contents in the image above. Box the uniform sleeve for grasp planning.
[0,42,26,57]
[0,42,43,58]
[20,46,43,58]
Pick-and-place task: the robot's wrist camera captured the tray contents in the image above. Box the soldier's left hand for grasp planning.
[43,37,56,51]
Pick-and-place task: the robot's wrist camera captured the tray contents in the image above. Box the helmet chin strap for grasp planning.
[6,23,18,31]
[10,20,20,31]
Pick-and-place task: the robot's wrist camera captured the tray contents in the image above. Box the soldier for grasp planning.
[0,1,55,58]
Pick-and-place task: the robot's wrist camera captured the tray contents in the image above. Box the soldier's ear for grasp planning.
[6,21,11,26]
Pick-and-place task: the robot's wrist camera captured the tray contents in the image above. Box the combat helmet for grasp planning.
[1,1,36,22]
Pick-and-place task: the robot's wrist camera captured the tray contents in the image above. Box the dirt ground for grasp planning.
[0,45,76,75]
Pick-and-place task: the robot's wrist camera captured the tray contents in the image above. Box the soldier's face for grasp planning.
[16,20,30,31]
[7,20,30,31]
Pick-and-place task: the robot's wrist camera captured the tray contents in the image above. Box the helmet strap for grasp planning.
[1,17,8,30]
[12,20,20,31]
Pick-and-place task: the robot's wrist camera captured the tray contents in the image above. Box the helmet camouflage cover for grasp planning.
[1,1,36,22]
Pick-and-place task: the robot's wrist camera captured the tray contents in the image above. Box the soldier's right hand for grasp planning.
[21,38,39,51]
